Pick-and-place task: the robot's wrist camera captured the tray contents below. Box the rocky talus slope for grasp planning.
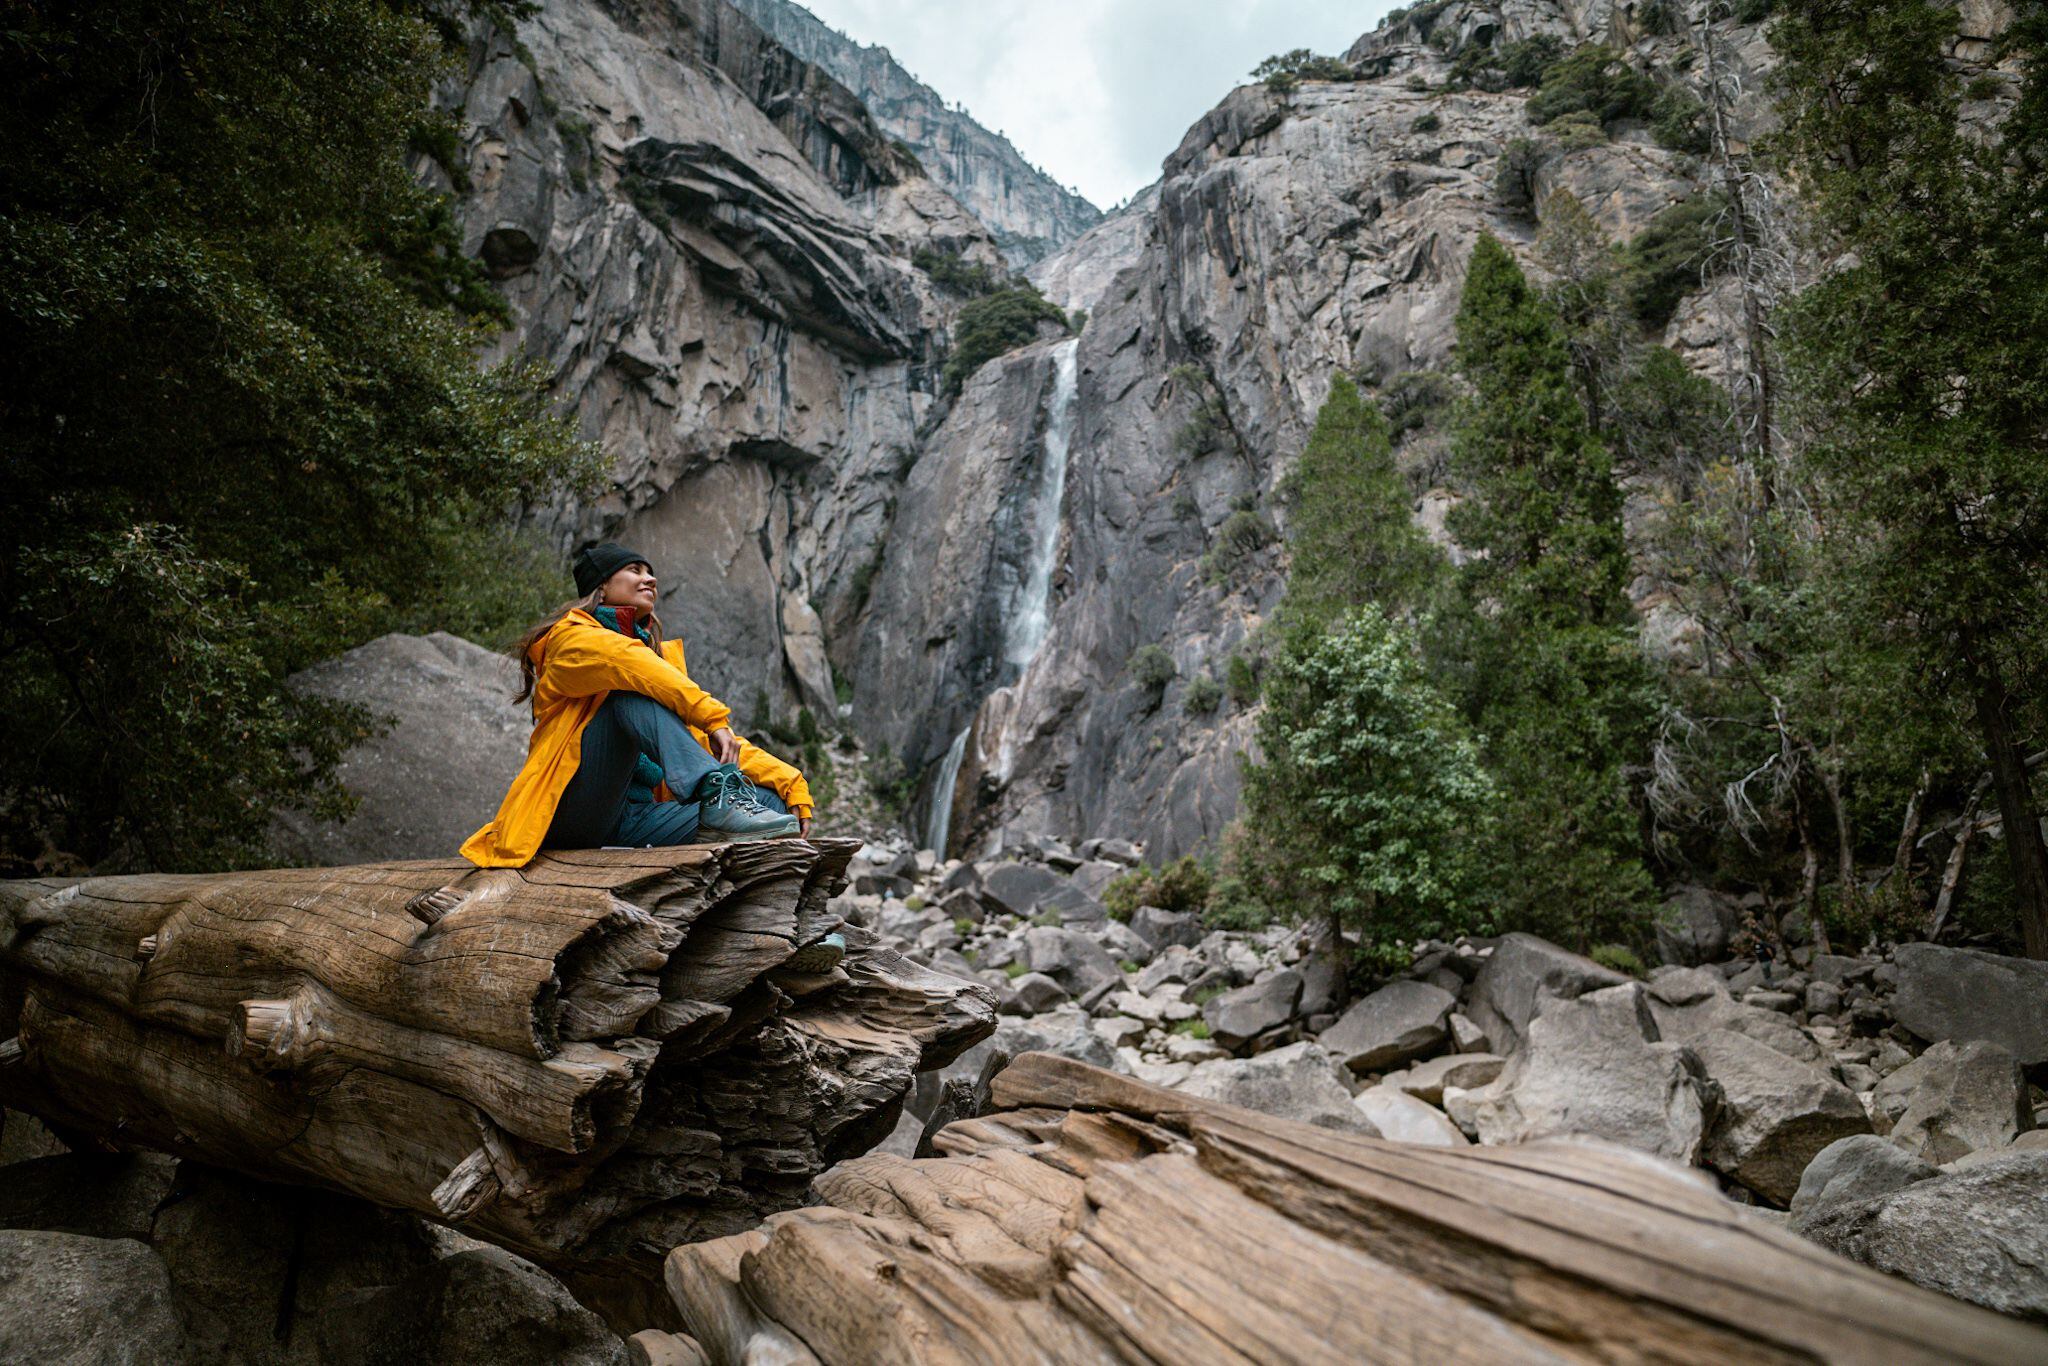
[725,0,1103,264]
[834,832,2048,1323]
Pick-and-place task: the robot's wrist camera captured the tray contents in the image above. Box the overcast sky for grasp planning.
[791,1,1400,210]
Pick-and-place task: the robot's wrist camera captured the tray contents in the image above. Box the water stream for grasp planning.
[924,336,1080,852]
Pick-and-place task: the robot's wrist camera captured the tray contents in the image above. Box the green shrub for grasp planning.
[1225,652,1262,705]
[1201,508,1276,585]
[953,917,975,935]
[1128,644,1177,701]
[1173,1019,1212,1039]
[913,246,1002,296]
[1617,192,1728,327]
[942,285,1070,392]
[1003,961,1029,979]
[1412,112,1442,133]
[1379,370,1454,439]
[1494,136,1547,216]
[1185,674,1223,714]
[1526,46,1658,128]
[1732,0,1772,21]
[1448,33,1563,92]
[1118,959,1142,974]
[1649,85,1709,154]
[1548,109,1609,150]
[904,896,925,911]
[1252,49,1354,94]
[1103,855,1213,918]
[1030,909,1062,928]
[1591,944,1648,977]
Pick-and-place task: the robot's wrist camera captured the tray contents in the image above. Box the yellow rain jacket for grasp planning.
[460,609,813,867]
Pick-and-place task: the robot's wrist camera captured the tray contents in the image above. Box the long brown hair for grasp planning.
[510,585,665,705]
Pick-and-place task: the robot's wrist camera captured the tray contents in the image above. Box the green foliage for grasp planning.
[1184,674,1223,714]
[1128,644,1178,702]
[1201,509,1277,585]
[1229,607,1495,970]
[1526,46,1658,129]
[1103,856,1213,918]
[1617,193,1729,327]
[1547,110,1611,150]
[1649,84,1709,153]
[912,246,1002,297]
[942,284,1069,392]
[1591,944,1648,976]
[0,0,599,871]
[1412,112,1443,133]
[1003,960,1029,979]
[1173,1018,1212,1040]
[1277,374,1442,636]
[954,917,975,935]
[1117,959,1142,974]
[1225,652,1262,705]
[1448,34,1564,92]
[1733,0,1774,22]
[1252,49,1354,94]
[1494,137,1548,216]
[1443,234,1658,945]
[1378,370,1455,440]
[1639,0,1685,36]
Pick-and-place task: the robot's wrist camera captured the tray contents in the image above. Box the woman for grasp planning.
[461,542,814,867]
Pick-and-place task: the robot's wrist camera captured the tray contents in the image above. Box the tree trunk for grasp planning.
[664,1053,2048,1365]
[1891,768,1930,895]
[0,841,995,1324]
[1973,665,2048,958]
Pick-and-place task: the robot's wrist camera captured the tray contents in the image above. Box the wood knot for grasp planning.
[136,933,159,961]
[405,887,466,926]
[0,1036,23,1068]
[228,996,305,1072]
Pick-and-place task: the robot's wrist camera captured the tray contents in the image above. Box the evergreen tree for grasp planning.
[1771,2,2048,956]
[0,1,600,871]
[1228,607,1494,979]
[1444,234,1657,944]
[1275,373,1442,636]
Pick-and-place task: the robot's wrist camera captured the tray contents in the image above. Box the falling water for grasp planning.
[1003,336,1080,668]
[924,336,1080,853]
[924,724,971,856]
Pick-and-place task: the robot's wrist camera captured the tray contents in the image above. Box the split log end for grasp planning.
[431,1145,501,1222]
[0,1037,22,1067]
[405,886,466,926]
[227,996,302,1072]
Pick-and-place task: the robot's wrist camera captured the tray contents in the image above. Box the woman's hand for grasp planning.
[798,816,811,837]
[708,727,740,764]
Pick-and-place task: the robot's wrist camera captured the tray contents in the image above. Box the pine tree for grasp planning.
[1276,373,1442,636]
[1771,3,2048,956]
[1444,234,1656,944]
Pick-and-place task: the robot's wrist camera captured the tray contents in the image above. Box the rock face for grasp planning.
[275,632,526,863]
[725,0,1103,264]
[0,1229,190,1363]
[1889,944,2048,1066]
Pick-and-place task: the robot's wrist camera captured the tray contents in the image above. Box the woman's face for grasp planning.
[602,562,658,613]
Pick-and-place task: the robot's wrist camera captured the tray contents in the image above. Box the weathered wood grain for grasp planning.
[663,1051,2048,1366]
[0,841,994,1328]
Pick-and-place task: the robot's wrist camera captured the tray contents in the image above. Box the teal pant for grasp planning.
[542,692,787,849]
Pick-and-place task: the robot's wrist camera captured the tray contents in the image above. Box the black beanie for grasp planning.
[573,542,653,597]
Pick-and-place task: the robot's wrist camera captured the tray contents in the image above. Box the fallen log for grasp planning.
[666,1052,2048,1365]
[0,841,995,1325]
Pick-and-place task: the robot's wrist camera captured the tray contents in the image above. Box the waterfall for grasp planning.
[924,337,1079,854]
[924,724,970,855]
[1003,336,1080,669]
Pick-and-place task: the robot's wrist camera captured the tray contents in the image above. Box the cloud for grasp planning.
[790,0,1400,209]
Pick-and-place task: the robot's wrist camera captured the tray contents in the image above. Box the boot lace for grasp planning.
[700,769,769,814]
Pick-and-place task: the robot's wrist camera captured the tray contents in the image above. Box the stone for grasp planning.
[1447,1012,1490,1053]
[977,862,1067,919]
[909,1010,1122,1123]
[916,921,963,954]
[1788,1134,1941,1233]
[1646,972,1823,1065]
[1317,980,1456,1073]
[1095,918,1155,967]
[1742,989,1800,1014]
[1797,1150,2048,1320]
[0,1110,66,1166]
[1465,933,1629,1055]
[1093,1016,1146,1049]
[1808,953,1876,986]
[0,1230,190,1363]
[1093,838,1143,866]
[1804,980,1843,1017]
[1294,952,1346,1019]
[1009,971,1071,1015]
[1023,926,1124,1001]
[1384,1053,1505,1106]
[1135,944,1200,993]
[1691,1029,1871,1206]
[1468,984,1706,1164]
[1128,905,1204,950]
[150,1163,302,1361]
[1353,1087,1469,1147]
[1069,860,1126,900]
[0,1153,175,1242]
[320,1246,627,1365]
[1653,885,1739,966]
[1874,1040,2029,1164]
[628,1329,711,1366]
[1889,943,2048,1065]
[1174,1042,1376,1134]
[1202,970,1304,1051]
[1105,990,1166,1024]
[1164,1032,1228,1064]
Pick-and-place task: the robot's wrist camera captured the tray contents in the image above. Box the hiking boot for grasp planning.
[786,931,846,974]
[691,766,800,842]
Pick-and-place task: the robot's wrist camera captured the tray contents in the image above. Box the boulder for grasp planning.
[1010,972,1071,1015]
[1692,1029,1871,1206]
[1383,1053,1505,1106]
[1095,918,1155,967]
[1873,1040,2030,1164]
[1202,970,1304,1051]
[1468,984,1706,1164]
[1134,944,1200,993]
[1069,860,1126,900]
[1798,1150,2048,1320]
[913,1009,1122,1121]
[0,1153,175,1242]
[1023,925,1123,1001]
[1173,1042,1376,1133]
[1808,953,1876,986]
[1317,980,1456,1073]
[1889,944,2048,1065]
[977,862,1066,919]
[0,1230,190,1363]
[1788,1134,1940,1234]
[1294,952,1346,1019]
[1353,1087,1469,1147]
[1646,971,1823,1064]
[319,1246,627,1365]
[1654,885,1739,966]
[1128,905,1204,950]
[1465,933,1628,1054]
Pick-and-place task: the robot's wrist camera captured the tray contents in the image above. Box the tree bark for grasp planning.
[0,841,995,1325]
[1972,664,2048,958]
[663,1052,2048,1365]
